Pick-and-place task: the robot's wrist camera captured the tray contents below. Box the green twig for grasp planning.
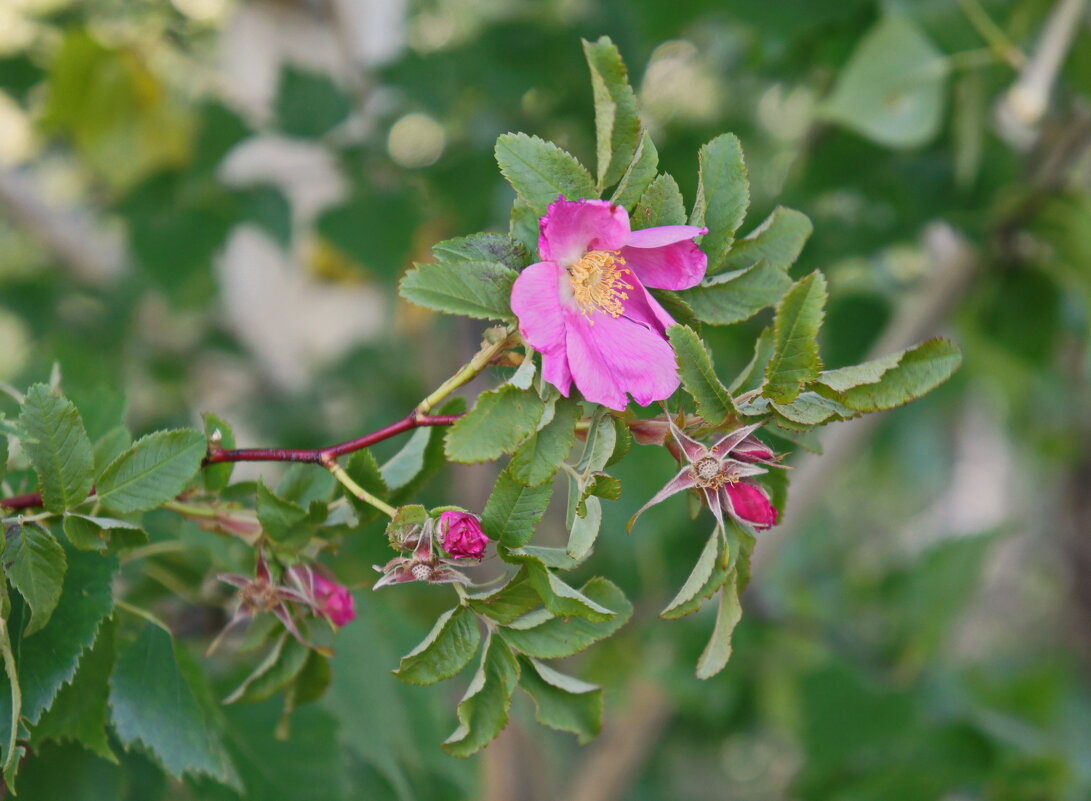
[416,328,517,415]
[322,456,398,519]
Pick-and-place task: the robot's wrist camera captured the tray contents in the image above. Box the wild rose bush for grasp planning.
[0,37,961,791]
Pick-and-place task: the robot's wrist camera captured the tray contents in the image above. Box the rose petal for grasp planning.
[734,435,779,464]
[541,348,573,397]
[622,277,676,335]
[564,310,680,410]
[620,225,708,290]
[540,198,630,266]
[511,261,567,352]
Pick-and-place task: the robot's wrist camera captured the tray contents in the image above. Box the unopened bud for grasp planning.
[438,510,488,559]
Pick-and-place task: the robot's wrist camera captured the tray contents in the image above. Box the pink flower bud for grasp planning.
[439,510,488,559]
[725,482,779,530]
[313,574,356,627]
[734,436,777,464]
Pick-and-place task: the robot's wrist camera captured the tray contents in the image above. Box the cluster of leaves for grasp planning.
[0,34,964,789]
[396,35,961,720]
[0,1,1018,793]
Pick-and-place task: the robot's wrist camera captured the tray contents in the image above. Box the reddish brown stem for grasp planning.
[1,413,463,512]
[205,413,462,464]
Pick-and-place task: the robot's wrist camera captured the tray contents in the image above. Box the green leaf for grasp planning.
[91,425,131,480]
[509,350,537,389]
[505,545,579,570]
[498,577,632,659]
[399,260,519,321]
[566,495,601,563]
[61,514,146,553]
[576,408,617,476]
[275,65,351,139]
[202,412,236,492]
[442,634,520,758]
[683,260,793,326]
[495,133,597,218]
[217,701,342,801]
[18,384,94,513]
[695,573,744,679]
[730,326,775,394]
[381,428,432,492]
[223,634,311,704]
[717,205,813,275]
[522,560,616,623]
[509,397,579,487]
[109,622,236,782]
[344,449,390,525]
[632,173,686,229]
[518,657,603,744]
[467,569,542,624]
[668,325,736,425]
[386,398,465,503]
[96,429,207,514]
[690,134,749,272]
[610,130,659,208]
[772,392,856,427]
[3,524,66,635]
[583,36,642,190]
[432,232,532,271]
[445,385,545,464]
[586,472,622,502]
[821,14,948,149]
[482,468,553,549]
[815,338,963,412]
[661,530,730,620]
[16,741,120,800]
[256,480,312,550]
[762,271,827,404]
[31,619,116,762]
[510,198,540,254]
[607,415,632,467]
[0,547,117,760]
[394,606,481,686]
[293,650,332,706]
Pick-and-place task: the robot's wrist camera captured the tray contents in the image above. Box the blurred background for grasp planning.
[2,0,1091,799]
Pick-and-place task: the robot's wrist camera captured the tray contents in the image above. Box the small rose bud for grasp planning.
[734,435,777,464]
[439,510,488,560]
[313,574,356,627]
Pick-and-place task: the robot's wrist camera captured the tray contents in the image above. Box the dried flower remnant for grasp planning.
[213,551,323,653]
[289,564,357,627]
[373,516,476,589]
[630,421,782,534]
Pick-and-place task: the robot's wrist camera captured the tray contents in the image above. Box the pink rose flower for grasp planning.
[313,573,356,627]
[511,197,708,411]
[439,510,489,560]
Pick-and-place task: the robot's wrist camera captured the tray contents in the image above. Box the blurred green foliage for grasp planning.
[1,0,1090,799]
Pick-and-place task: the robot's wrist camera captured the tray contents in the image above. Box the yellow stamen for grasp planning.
[568,250,633,321]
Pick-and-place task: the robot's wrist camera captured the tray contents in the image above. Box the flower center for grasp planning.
[567,250,633,320]
[692,456,724,488]
[411,563,434,582]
